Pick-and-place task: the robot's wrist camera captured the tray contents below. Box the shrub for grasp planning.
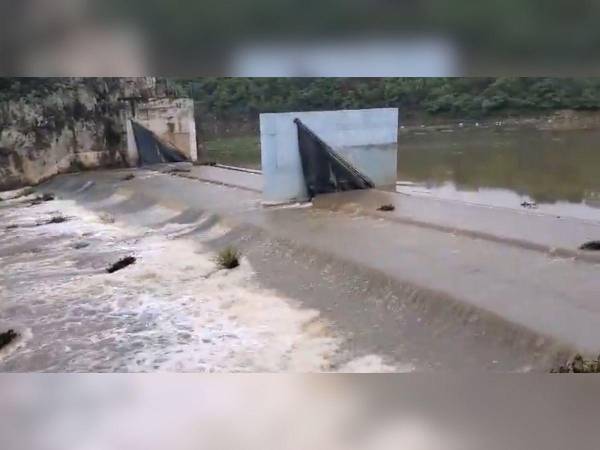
[215,246,240,269]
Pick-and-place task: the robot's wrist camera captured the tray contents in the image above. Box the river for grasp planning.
[396,127,600,221]
[209,127,600,222]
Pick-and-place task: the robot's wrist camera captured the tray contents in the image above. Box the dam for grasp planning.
[2,159,600,372]
[2,103,600,372]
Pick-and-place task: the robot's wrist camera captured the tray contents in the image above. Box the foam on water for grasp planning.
[1,197,395,372]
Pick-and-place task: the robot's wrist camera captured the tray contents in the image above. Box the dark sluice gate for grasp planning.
[294,118,374,198]
[131,121,188,165]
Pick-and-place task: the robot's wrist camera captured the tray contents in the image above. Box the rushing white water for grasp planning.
[0,195,397,372]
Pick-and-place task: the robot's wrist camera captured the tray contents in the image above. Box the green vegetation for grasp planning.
[204,136,260,168]
[4,77,599,122]
[172,78,600,120]
[215,246,241,270]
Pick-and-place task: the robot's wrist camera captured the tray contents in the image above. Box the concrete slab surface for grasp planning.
[4,167,600,371]
[314,189,600,262]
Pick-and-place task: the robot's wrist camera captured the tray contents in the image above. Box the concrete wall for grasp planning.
[260,108,398,203]
[128,98,197,162]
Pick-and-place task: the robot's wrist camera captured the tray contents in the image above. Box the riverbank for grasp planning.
[398,109,600,133]
[198,108,600,143]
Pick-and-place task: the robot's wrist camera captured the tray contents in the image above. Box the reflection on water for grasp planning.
[397,128,600,220]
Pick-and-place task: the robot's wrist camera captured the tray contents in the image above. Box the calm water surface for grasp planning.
[214,127,600,221]
[396,128,600,221]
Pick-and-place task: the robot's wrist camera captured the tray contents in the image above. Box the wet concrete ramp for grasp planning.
[314,189,600,262]
[6,167,600,371]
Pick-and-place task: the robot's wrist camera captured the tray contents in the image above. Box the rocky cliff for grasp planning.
[0,77,154,191]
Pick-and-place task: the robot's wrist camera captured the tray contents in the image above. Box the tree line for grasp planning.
[171,77,600,119]
[3,77,600,121]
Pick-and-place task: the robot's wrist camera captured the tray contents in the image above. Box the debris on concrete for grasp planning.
[579,241,600,251]
[28,192,55,206]
[215,247,240,270]
[377,204,395,212]
[106,256,137,273]
[193,160,217,166]
[98,212,115,224]
[552,354,600,373]
[40,214,69,225]
[0,329,19,350]
[7,213,68,229]
[121,174,135,181]
[72,241,91,250]
[165,167,192,174]
[520,201,538,209]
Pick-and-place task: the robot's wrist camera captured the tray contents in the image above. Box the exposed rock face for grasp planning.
[0,77,154,191]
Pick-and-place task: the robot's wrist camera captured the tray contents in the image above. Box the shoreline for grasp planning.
[198,109,600,142]
[399,109,600,133]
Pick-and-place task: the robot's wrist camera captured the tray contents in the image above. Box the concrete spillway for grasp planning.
[2,164,600,372]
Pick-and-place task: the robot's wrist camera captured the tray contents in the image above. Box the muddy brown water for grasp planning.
[396,128,600,221]
[217,127,600,221]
